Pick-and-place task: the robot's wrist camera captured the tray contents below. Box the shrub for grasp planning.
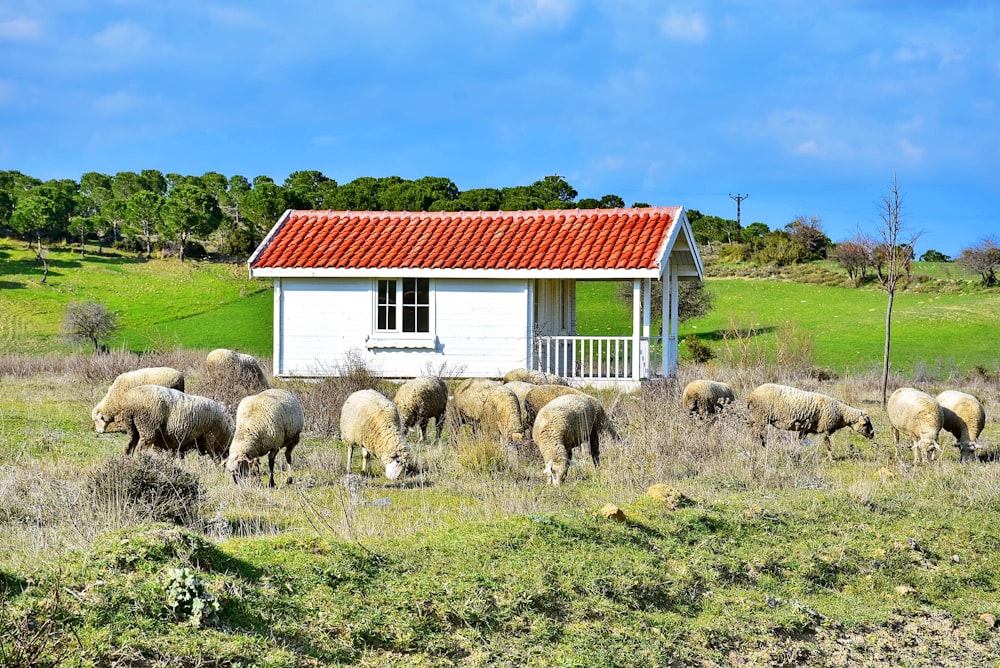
[684,335,714,363]
[84,453,204,528]
[62,300,118,353]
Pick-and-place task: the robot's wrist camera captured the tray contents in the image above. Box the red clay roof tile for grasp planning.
[250,207,682,272]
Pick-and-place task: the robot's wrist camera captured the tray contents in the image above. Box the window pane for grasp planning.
[377,279,396,331]
[403,305,415,332]
[416,306,429,332]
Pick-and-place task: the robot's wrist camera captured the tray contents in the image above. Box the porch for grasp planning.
[529,334,673,383]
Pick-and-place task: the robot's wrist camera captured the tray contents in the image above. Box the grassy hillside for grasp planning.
[3,238,998,376]
[0,239,272,356]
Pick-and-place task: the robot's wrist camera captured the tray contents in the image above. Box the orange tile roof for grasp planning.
[250,207,683,272]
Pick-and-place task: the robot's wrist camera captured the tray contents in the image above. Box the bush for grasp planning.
[85,453,204,527]
[684,335,714,363]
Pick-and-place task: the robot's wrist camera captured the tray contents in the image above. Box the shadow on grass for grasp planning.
[683,325,779,343]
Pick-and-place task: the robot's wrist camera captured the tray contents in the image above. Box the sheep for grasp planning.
[747,383,875,460]
[682,379,736,417]
[205,348,271,393]
[532,394,608,486]
[225,389,304,487]
[523,384,584,428]
[935,390,985,463]
[502,368,568,386]
[340,389,412,480]
[91,366,185,424]
[393,375,448,443]
[886,387,944,465]
[92,384,232,459]
[453,378,502,424]
[480,385,527,444]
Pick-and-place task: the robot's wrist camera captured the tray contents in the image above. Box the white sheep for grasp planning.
[747,383,875,460]
[340,389,412,480]
[393,375,448,443]
[502,368,568,386]
[453,378,502,424]
[225,389,304,487]
[480,385,527,444]
[682,379,736,417]
[91,366,185,424]
[93,384,232,459]
[206,348,271,393]
[935,390,985,463]
[886,387,943,465]
[532,393,608,486]
[523,384,584,428]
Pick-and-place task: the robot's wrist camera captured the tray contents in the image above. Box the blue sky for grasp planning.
[1,1,997,257]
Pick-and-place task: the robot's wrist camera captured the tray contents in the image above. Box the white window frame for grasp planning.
[367,277,436,349]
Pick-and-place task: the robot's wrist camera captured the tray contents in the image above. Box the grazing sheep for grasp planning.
[453,378,502,424]
[748,383,875,460]
[93,384,232,459]
[886,387,944,465]
[206,348,270,393]
[682,379,736,417]
[341,389,411,480]
[532,394,608,486]
[393,375,448,442]
[480,385,527,444]
[91,366,185,424]
[523,384,584,428]
[226,389,304,487]
[502,368,568,386]
[936,390,985,463]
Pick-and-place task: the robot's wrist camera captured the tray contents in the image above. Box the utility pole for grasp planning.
[729,192,748,243]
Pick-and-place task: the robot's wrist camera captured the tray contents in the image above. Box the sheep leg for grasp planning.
[125,424,140,455]
[345,443,354,473]
[589,428,601,468]
[824,434,834,461]
[284,437,297,486]
[267,450,278,488]
[362,448,371,474]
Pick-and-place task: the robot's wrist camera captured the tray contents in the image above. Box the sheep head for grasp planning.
[227,452,254,483]
[383,449,411,480]
[853,414,875,439]
[544,459,568,486]
[958,441,979,464]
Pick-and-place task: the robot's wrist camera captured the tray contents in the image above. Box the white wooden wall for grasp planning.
[274,277,531,378]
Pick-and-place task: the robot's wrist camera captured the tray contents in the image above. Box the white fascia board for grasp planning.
[653,208,704,281]
[248,266,663,280]
[247,209,293,275]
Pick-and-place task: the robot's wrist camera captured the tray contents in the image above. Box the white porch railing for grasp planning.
[530,335,666,381]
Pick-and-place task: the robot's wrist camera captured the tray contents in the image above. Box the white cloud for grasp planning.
[92,91,143,115]
[794,139,821,156]
[659,10,707,43]
[0,16,42,41]
[897,138,924,162]
[91,21,152,56]
[504,0,577,28]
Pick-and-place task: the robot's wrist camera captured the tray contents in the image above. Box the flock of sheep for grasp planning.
[682,378,987,464]
[89,352,989,490]
[88,356,618,487]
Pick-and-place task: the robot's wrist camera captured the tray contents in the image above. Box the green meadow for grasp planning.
[4,239,999,377]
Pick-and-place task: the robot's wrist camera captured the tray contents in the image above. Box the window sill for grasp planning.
[366,335,437,350]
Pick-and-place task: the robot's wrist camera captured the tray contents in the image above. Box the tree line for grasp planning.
[0,170,642,271]
[688,209,999,288]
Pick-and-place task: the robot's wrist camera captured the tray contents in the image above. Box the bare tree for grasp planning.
[63,300,118,353]
[873,173,921,406]
[831,235,870,286]
[957,236,1000,287]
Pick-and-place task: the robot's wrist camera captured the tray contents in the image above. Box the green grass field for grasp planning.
[5,239,998,377]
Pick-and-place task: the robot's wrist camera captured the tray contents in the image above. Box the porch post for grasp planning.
[669,266,680,375]
[642,277,651,379]
[661,261,670,377]
[632,279,641,380]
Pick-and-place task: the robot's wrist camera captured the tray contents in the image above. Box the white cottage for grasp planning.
[248,207,703,384]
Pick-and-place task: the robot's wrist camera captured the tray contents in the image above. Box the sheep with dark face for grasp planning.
[532,393,609,486]
[886,387,943,465]
[226,389,304,487]
[682,380,736,417]
[393,375,448,443]
[748,383,875,460]
[341,389,411,480]
[936,390,987,463]
[91,367,185,426]
[93,385,231,460]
